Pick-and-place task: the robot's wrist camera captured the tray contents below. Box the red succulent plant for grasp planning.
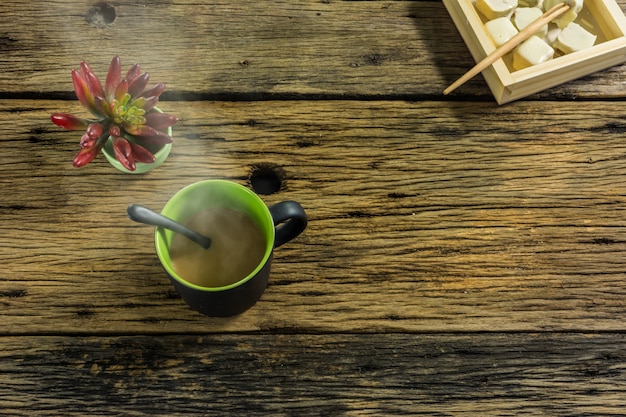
[51,56,178,171]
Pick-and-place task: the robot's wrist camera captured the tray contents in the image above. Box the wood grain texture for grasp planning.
[1,333,625,416]
[2,99,626,334]
[2,1,626,413]
[1,0,626,99]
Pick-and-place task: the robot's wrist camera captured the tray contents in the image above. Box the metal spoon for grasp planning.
[127,204,212,249]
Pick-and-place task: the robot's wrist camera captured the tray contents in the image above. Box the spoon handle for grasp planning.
[127,204,212,249]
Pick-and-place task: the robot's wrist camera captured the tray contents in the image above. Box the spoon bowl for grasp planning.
[127,204,212,249]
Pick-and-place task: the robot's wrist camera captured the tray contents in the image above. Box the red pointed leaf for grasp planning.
[114,79,129,101]
[129,125,173,145]
[105,55,122,101]
[109,125,121,137]
[142,96,159,113]
[50,113,89,130]
[125,63,141,84]
[72,69,100,116]
[94,95,111,117]
[80,132,96,149]
[113,137,136,171]
[129,141,156,164]
[128,72,150,98]
[84,69,104,100]
[145,112,178,131]
[139,83,165,99]
[73,146,99,167]
[86,123,103,139]
[78,61,93,79]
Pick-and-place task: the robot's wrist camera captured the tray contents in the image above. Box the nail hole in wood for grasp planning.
[86,3,116,28]
[249,163,285,195]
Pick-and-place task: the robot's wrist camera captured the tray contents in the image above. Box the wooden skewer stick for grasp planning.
[443,2,570,95]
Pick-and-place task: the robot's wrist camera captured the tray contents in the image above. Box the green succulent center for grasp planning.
[112,93,146,128]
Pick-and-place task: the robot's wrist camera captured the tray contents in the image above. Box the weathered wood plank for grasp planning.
[1,0,626,99]
[0,333,624,416]
[1,99,626,334]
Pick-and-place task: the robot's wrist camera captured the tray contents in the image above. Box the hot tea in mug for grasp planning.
[153,180,307,316]
[169,207,266,288]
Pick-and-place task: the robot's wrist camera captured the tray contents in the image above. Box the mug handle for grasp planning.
[268,201,308,248]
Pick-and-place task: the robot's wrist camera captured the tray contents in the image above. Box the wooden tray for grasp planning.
[443,0,626,104]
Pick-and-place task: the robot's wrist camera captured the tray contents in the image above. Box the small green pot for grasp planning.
[102,108,173,174]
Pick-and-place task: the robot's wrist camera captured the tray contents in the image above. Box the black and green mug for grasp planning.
[155,180,307,317]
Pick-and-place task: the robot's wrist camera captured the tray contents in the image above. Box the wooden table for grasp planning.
[2,1,625,415]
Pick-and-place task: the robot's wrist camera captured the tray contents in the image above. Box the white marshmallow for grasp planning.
[513,7,548,38]
[513,35,554,70]
[485,17,520,46]
[553,22,596,53]
[476,0,519,20]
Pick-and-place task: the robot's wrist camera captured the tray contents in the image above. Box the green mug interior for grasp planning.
[155,180,275,291]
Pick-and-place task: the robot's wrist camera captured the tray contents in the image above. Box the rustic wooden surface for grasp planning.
[1,0,626,415]
[1,334,624,416]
